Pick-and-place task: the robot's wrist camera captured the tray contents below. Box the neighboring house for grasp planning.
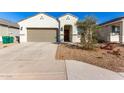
[0,18,19,43]
[98,17,124,44]
[18,13,80,43]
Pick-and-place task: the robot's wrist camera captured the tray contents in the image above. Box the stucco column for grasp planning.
[120,20,124,44]
[60,26,64,42]
[72,25,79,42]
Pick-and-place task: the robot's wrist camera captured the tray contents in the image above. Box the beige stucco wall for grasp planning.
[0,25,19,43]
[110,34,119,43]
[0,25,9,36]
[0,25,19,36]
[9,28,19,36]
[18,13,59,42]
[58,14,80,42]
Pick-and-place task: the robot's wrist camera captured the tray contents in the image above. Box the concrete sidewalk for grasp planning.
[66,60,124,80]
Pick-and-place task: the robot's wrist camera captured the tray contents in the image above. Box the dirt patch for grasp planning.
[0,43,17,49]
[56,43,124,72]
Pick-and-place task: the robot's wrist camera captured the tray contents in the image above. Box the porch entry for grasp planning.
[64,25,72,42]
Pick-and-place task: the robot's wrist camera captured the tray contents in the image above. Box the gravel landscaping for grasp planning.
[56,43,124,72]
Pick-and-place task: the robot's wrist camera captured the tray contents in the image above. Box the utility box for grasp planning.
[2,36,14,44]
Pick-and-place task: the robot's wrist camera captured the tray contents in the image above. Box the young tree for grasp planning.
[76,16,97,50]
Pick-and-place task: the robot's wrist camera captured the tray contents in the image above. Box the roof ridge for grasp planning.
[58,13,78,19]
[0,18,19,28]
[99,16,124,26]
[0,18,17,24]
[18,12,58,23]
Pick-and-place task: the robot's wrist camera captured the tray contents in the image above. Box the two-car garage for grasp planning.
[27,28,57,42]
[18,13,59,43]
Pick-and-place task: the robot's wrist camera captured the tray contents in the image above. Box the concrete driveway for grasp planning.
[0,42,66,80]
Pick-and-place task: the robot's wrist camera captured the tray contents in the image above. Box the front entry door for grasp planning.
[64,30,70,42]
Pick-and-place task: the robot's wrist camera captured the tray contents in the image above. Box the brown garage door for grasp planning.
[27,28,57,42]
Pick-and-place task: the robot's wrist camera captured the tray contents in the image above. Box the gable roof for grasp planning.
[0,18,19,28]
[18,12,57,23]
[58,13,78,19]
[99,16,124,26]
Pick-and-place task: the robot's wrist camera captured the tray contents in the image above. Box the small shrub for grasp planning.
[76,16,97,50]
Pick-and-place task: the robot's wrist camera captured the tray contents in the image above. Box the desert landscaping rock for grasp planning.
[56,43,124,72]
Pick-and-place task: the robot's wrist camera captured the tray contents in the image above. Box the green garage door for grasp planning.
[27,28,57,42]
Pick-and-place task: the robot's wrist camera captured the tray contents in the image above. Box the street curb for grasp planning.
[64,60,68,80]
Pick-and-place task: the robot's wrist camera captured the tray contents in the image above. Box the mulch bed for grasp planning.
[56,43,124,72]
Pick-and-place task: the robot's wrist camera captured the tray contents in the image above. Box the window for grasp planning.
[112,26,120,33]
[112,26,120,35]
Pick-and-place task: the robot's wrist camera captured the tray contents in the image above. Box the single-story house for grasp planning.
[18,13,80,43]
[0,18,20,43]
[98,17,124,44]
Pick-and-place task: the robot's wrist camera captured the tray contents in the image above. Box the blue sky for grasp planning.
[0,12,124,24]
